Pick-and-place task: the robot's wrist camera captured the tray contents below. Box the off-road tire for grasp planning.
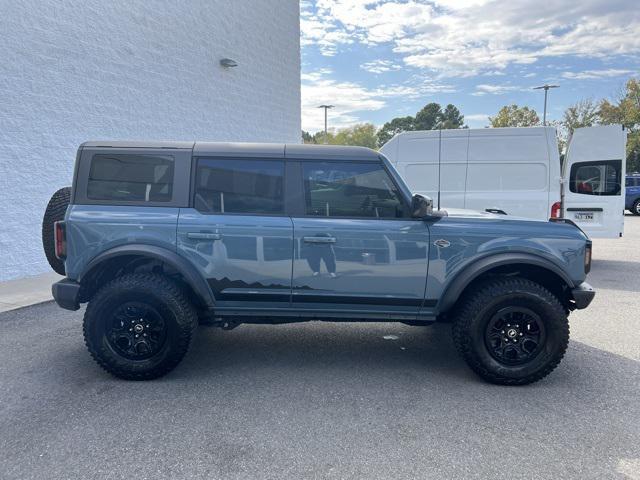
[83,273,198,380]
[42,187,71,275]
[452,277,569,385]
[632,199,640,216]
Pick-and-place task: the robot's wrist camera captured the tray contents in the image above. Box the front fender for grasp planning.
[79,244,215,308]
[436,252,575,314]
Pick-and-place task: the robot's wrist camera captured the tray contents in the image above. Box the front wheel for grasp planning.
[452,277,569,385]
[83,273,198,380]
[632,199,640,216]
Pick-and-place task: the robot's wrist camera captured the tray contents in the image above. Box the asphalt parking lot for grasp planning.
[1,217,639,480]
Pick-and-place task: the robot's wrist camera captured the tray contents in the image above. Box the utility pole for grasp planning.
[318,105,334,144]
[533,84,559,125]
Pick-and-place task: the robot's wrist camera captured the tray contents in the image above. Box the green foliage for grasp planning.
[489,104,540,128]
[377,102,465,147]
[599,78,640,172]
[331,123,378,149]
[376,116,416,146]
[303,124,377,149]
[561,98,599,133]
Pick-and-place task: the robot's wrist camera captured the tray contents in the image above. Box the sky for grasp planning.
[300,0,640,133]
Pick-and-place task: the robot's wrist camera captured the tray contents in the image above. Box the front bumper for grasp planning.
[571,282,595,309]
[52,278,81,311]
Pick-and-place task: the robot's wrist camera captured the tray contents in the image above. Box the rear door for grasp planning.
[563,125,627,238]
[177,156,293,311]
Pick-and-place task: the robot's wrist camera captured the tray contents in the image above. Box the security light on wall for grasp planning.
[220,58,238,68]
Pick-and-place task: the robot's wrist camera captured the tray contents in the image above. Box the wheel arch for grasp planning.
[78,244,215,309]
[437,253,575,315]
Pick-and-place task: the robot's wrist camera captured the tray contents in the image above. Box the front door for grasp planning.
[563,125,627,238]
[177,157,293,310]
[291,160,430,316]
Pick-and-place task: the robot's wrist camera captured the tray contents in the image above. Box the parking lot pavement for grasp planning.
[1,219,639,480]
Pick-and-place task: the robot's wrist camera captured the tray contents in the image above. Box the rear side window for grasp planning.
[302,162,406,218]
[194,158,284,214]
[87,154,174,202]
[569,160,621,196]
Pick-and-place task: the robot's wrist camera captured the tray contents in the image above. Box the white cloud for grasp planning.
[561,68,634,80]
[361,59,401,74]
[301,0,640,77]
[472,84,524,96]
[465,113,491,127]
[301,68,454,131]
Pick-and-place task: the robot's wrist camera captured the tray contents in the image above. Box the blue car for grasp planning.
[626,173,640,215]
[44,142,595,385]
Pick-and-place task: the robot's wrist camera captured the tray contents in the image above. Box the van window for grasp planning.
[302,162,406,218]
[569,160,621,196]
[194,158,284,214]
[87,154,174,202]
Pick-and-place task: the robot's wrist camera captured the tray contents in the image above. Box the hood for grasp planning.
[442,208,546,222]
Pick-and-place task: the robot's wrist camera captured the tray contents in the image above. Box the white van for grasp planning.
[379,125,626,238]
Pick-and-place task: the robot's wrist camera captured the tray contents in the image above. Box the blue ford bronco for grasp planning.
[44,142,595,384]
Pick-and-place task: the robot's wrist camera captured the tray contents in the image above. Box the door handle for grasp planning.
[187,232,221,240]
[303,236,336,244]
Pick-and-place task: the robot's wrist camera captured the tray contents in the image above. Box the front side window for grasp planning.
[194,158,284,214]
[87,154,174,202]
[302,162,406,218]
[569,160,621,196]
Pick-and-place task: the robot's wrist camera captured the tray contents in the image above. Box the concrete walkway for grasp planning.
[0,272,63,312]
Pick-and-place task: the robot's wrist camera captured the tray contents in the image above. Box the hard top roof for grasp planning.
[81,141,381,161]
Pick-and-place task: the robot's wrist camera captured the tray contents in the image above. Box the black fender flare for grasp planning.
[79,244,215,308]
[436,252,575,314]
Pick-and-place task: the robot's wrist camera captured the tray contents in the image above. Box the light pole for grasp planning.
[318,105,334,144]
[533,84,559,125]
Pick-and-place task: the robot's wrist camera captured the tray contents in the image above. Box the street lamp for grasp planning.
[318,105,334,144]
[533,84,559,125]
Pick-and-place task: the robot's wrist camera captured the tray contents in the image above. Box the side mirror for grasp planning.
[411,194,433,218]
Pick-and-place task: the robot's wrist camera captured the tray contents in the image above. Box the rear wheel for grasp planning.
[452,277,569,385]
[632,199,640,216]
[42,187,71,275]
[83,273,198,380]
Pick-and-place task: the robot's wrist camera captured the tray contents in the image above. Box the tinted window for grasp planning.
[569,160,621,196]
[627,177,639,187]
[195,158,284,214]
[87,154,174,202]
[302,162,406,218]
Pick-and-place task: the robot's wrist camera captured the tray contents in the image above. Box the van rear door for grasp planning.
[562,125,626,238]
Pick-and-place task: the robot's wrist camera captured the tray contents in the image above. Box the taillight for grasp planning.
[550,201,561,219]
[54,221,66,259]
[584,240,592,274]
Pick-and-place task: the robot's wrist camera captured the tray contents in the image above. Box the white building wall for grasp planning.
[0,0,301,281]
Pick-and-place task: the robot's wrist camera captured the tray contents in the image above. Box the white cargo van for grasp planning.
[380,125,626,238]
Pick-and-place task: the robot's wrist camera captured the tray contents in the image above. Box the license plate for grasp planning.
[574,212,594,221]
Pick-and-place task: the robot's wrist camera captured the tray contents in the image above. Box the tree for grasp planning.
[331,123,378,149]
[377,102,465,147]
[489,105,540,128]
[414,102,443,130]
[302,130,314,144]
[439,104,465,129]
[561,98,599,134]
[599,78,640,172]
[377,116,416,146]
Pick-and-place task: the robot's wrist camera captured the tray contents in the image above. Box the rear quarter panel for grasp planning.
[64,205,179,280]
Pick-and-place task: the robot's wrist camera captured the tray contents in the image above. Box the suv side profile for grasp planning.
[49,142,595,385]
[626,173,640,215]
